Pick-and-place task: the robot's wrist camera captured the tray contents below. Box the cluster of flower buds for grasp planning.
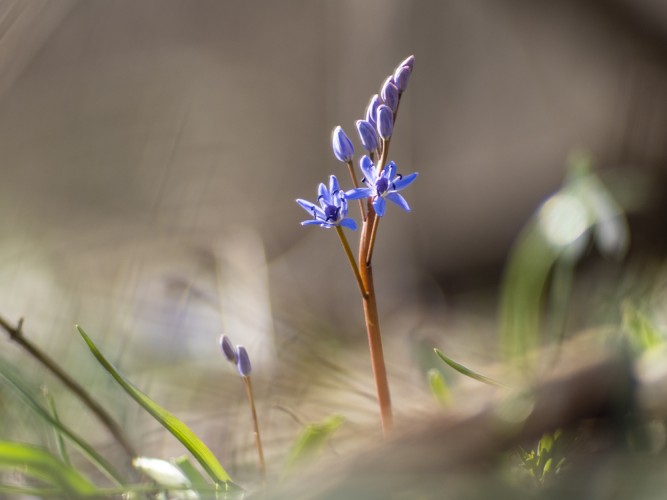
[298,56,418,227]
[220,335,251,377]
[332,55,414,161]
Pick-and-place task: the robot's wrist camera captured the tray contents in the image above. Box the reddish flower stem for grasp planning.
[358,208,393,437]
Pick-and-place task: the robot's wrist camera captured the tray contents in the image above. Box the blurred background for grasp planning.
[1,0,667,488]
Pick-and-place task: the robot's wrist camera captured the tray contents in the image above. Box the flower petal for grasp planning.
[386,192,411,212]
[345,188,373,200]
[296,199,326,219]
[339,218,358,230]
[384,161,397,180]
[301,220,325,227]
[359,155,376,184]
[373,196,386,217]
[329,175,341,197]
[318,182,331,205]
[393,172,418,190]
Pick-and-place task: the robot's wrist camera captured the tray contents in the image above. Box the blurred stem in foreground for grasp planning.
[0,315,137,461]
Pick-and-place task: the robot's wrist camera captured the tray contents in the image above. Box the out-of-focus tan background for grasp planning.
[1,0,666,479]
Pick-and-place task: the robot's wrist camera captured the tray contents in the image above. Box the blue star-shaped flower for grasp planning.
[296,175,357,230]
[345,156,418,217]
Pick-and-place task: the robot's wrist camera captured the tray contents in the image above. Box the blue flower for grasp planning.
[297,175,357,230]
[376,104,394,140]
[380,77,399,111]
[237,345,252,377]
[356,119,379,153]
[366,94,381,126]
[393,65,412,93]
[345,156,418,217]
[220,335,238,363]
[332,126,355,163]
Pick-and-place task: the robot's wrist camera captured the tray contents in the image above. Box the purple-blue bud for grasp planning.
[396,55,415,71]
[355,120,379,152]
[365,94,381,126]
[332,126,355,163]
[236,345,252,377]
[376,104,394,140]
[220,335,237,363]
[393,65,412,93]
[380,77,399,111]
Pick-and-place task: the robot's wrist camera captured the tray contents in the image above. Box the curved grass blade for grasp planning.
[77,325,233,486]
[434,349,507,388]
[0,360,125,485]
[0,441,98,497]
[43,388,71,466]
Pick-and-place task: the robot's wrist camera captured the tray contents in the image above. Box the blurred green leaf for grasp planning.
[500,154,628,365]
[174,455,212,492]
[433,349,505,387]
[0,441,97,497]
[0,359,125,485]
[285,414,344,471]
[427,368,452,407]
[499,223,559,364]
[519,430,565,485]
[622,301,663,354]
[77,325,233,486]
[538,433,554,456]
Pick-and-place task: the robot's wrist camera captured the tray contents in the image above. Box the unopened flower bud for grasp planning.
[393,65,412,93]
[396,55,415,71]
[332,126,355,163]
[365,94,381,126]
[380,77,399,111]
[220,335,237,363]
[356,120,379,152]
[376,104,394,140]
[237,345,252,377]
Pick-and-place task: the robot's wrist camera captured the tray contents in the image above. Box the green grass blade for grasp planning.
[434,349,506,388]
[174,455,212,492]
[499,223,559,364]
[285,414,344,471]
[0,360,126,485]
[43,389,71,466]
[622,301,663,353]
[427,368,452,407]
[77,325,232,485]
[0,441,98,497]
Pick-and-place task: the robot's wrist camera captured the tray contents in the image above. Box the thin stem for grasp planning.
[358,212,393,437]
[243,376,266,479]
[378,138,390,171]
[336,226,368,298]
[346,160,366,221]
[0,315,138,460]
[365,215,380,265]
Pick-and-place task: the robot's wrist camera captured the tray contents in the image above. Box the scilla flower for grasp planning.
[332,126,355,163]
[297,175,357,229]
[346,156,418,217]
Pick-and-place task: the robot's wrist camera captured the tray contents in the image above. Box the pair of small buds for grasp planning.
[220,335,251,377]
[332,55,415,162]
